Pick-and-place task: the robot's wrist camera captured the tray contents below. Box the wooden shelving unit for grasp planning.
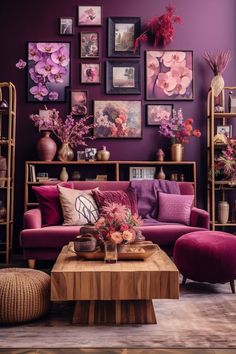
[207,86,236,230]
[24,160,196,212]
[0,82,16,263]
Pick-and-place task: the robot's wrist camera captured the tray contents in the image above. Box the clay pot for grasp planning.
[59,167,69,182]
[36,131,57,161]
[74,234,97,252]
[171,144,184,162]
[58,143,74,161]
[97,146,110,161]
[157,167,166,180]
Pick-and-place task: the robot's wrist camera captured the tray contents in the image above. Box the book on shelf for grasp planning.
[129,167,156,180]
[29,164,36,182]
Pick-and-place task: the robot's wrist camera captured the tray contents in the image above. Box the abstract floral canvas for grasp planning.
[146,50,193,100]
[94,100,142,138]
[27,42,70,102]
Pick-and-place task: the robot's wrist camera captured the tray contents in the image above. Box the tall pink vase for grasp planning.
[36,131,57,161]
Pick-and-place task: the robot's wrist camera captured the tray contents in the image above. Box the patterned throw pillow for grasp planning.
[92,189,138,215]
[58,185,99,226]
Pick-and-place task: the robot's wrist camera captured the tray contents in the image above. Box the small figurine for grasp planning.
[156,148,165,162]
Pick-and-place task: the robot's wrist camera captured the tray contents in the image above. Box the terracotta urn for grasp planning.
[36,131,57,162]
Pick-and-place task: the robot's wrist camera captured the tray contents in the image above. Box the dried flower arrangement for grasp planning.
[134,4,181,51]
[203,50,231,96]
[215,139,236,180]
[30,109,94,147]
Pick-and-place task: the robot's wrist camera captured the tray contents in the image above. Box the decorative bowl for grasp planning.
[74,234,97,252]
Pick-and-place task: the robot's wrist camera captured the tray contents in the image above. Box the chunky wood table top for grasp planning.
[51,243,179,302]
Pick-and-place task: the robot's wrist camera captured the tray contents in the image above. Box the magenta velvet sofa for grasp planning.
[20,181,209,265]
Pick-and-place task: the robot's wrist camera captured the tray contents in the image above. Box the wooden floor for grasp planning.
[0,349,236,353]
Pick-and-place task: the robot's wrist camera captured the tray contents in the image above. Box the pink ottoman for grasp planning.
[173,231,236,293]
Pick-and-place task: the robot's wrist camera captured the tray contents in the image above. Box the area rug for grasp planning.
[0,281,235,349]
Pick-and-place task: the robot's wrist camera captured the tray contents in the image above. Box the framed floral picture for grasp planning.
[106,60,141,94]
[59,17,74,35]
[146,104,173,126]
[108,17,140,57]
[80,32,99,58]
[93,100,142,138]
[81,63,101,84]
[27,42,70,102]
[71,90,88,117]
[78,6,102,26]
[146,50,194,100]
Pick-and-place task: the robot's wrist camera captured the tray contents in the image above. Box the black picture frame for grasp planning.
[107,17,140,57]
[27,41,71,103]
[146,104,174,126]
[59,17,74,35]
[80,31,100,58]
[106,60,141,95]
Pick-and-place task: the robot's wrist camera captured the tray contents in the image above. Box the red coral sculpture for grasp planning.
[134,4,181,51]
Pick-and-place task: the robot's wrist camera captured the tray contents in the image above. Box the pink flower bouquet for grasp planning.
[158,108,201,144]
[95,203,142,245]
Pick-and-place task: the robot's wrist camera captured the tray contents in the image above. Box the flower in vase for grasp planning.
[110,232,123,244]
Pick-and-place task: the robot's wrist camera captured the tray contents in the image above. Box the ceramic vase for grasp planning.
[59,167,69,182]
[171,144,184,162]
[58,143,74,162]
[211,74,225,97]
[97,146,110,161]
[36,131,57,162]
[218,201,229,224]
[157,167,166,180]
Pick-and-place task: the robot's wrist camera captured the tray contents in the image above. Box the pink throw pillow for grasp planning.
[93,189,138,215]
[32,182,73,226]
[157,192,194,225]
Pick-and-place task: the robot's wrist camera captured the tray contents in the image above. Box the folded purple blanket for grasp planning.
[130,179,180,220]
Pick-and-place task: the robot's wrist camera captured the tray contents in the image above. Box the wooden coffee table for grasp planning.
[51,242,179,325]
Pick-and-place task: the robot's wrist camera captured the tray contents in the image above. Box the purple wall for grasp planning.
[0,0,236,248]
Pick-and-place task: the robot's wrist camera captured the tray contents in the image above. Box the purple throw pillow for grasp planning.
[93,189,138,215]
[32,182,73,226]
[157,192,194,225]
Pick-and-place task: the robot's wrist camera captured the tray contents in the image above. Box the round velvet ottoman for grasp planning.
[173,231,236,293]
[0,268,51,324]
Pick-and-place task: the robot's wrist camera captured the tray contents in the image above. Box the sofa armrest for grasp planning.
[23,208,42,229]
[190,207,209,229]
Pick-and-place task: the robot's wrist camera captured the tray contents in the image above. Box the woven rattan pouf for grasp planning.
[0,268,51,324]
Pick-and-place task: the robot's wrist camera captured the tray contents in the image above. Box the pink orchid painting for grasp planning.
[27,42,70,102]
[146,50,193,100]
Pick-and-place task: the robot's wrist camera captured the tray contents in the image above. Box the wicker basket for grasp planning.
[0,268,51,324]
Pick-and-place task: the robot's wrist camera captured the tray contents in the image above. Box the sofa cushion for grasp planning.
[92,189,138,214]
[58,185,99,226]
[20,223,207,250]
[157,193,194,225]
[32,182,73,227]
